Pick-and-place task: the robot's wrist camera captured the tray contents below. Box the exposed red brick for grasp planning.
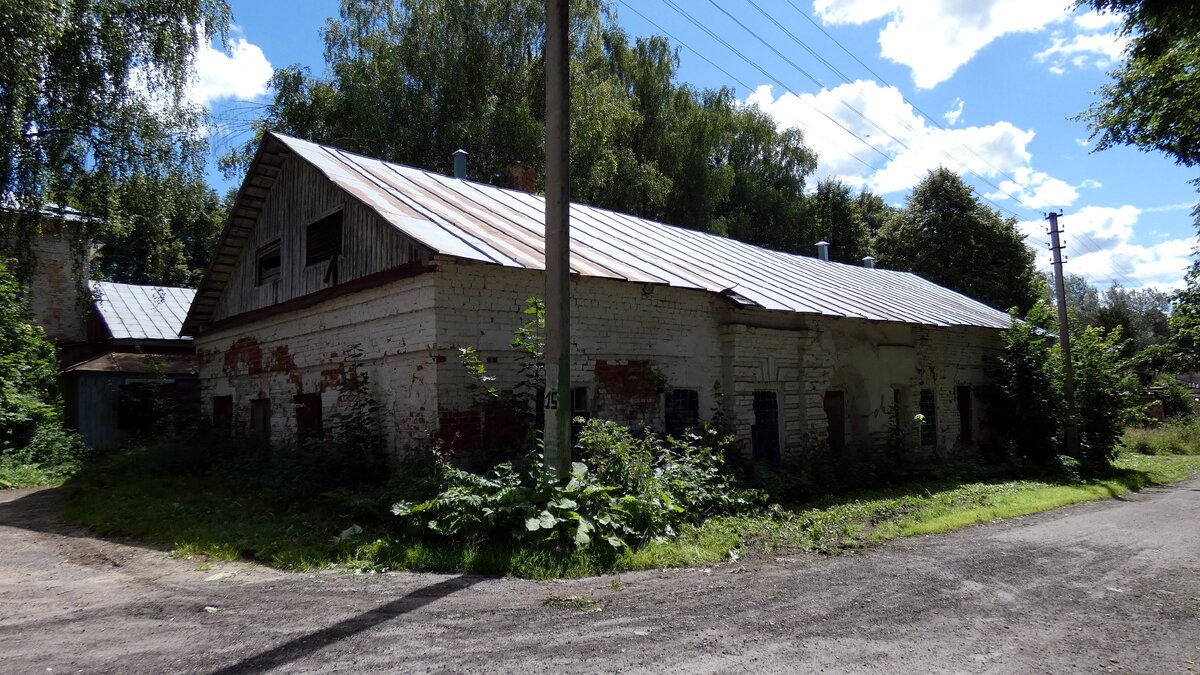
[223,337,263,376]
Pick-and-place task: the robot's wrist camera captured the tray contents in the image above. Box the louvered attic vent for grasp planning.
[306,211,343,266]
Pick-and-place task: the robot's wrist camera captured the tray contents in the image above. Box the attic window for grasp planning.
[306,211,343,266]
[256,240,281,285]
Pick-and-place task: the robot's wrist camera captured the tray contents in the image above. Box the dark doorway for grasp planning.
[250,398,271,441]
[956,386,974,442]
[294,393,323,440]
[213,395,233,436]
[824,390,846,452]
[751,391,780,465]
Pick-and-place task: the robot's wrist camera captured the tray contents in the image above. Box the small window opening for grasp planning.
[919,389,937,447]
[295,393,323,440]
[306,211,343,266]
[751,391,780,465]
[957,386,974,442]
[664,389,700,437]
[256,240,281,285]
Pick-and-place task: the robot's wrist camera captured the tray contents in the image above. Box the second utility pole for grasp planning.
[1047,211,1080,458]
[543,0,572,477]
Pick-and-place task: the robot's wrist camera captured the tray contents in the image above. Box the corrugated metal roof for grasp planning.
[92,281,196,340]
[63,351,196,374]
[267,132,1014,330]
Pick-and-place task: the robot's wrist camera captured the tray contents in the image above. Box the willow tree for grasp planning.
[0,0,229,278]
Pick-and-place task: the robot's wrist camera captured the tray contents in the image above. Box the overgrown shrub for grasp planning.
[987,302,1061,463]
[392,419,762,552]
[0,259,88,485]
[988,301,1141,470]
[1153,374,1197,420]
[0,259,62,454]
[1069,326,1140,467]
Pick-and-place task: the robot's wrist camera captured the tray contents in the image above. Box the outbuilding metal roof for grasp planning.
[92,281,195,341]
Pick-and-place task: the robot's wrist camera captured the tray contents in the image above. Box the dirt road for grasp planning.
[2,482,1199,674]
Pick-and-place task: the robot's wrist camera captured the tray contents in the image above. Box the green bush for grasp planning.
[988,301,1141,470]
[392,419,762,553]
[1153,375,1197,420]
[0,259,63,455]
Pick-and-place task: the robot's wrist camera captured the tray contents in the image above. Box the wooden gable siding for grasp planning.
[212,154,422,322]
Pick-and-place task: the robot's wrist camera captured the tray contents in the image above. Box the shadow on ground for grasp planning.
[207,575,482,675]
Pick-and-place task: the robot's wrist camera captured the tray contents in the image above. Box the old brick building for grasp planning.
[183,132,1013,467]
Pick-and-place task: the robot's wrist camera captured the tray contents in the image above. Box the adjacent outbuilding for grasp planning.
[63,281,198,450]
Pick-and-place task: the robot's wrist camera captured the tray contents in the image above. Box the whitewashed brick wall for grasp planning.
[195,254,1007,467]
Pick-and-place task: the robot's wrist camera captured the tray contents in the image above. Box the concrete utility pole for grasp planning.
[1047,211,1080,458]
[543,0,572,477]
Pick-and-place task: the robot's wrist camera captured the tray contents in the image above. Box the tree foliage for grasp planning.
[0,0,230,280]
[874,168,1042,313]
[0,259,62,452]
[1077,0,1200,168]
[93,175,228,287]
[989,301,1139,469]
[226,0,819,252]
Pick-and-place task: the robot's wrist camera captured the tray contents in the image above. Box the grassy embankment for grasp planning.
[58,425,1200,579]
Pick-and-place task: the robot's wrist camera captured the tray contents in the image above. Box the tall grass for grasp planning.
[1121,418,1200,456]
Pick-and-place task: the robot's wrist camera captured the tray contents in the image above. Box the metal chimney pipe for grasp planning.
[452,149,468,179]
[862,255,876,269]
[815,240,830,262]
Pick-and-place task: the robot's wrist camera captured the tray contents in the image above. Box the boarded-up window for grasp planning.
[919,389,937,447]
[751,391,780,465]
[664,389,700,437]
[294,393,323,439]
[306,211,343,266]
[256,240,281,284]
[250,398,271,441]
[957,386,974,442]
[824,390,846,452]
[212,395,233,435]
[570,387,589,442]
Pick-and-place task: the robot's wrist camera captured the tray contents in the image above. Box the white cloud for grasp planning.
[990,168,1079,209]
[813,0,1073,88]
[1073,10,1121,31]
[747,81,1038,196]
[1017,206,1193,289]
[1079,178,1102,189]
[189,32,273,106]
[1075,137,1092,148]
[1035,30,1128,74]
[943,98,965,125]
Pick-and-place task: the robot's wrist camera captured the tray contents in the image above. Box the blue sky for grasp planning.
[194,0,1199,291]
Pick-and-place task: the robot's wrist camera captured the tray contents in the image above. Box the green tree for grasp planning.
[989,301,1139,469]
[874,168,1041,313]
[810,178,870,263]
[228,1,818,252]
[93,174,228,287]
[1077,0,1200,168]
[989,302,1061,463]
[1068,324,1140,468]
[0,0,229,278]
